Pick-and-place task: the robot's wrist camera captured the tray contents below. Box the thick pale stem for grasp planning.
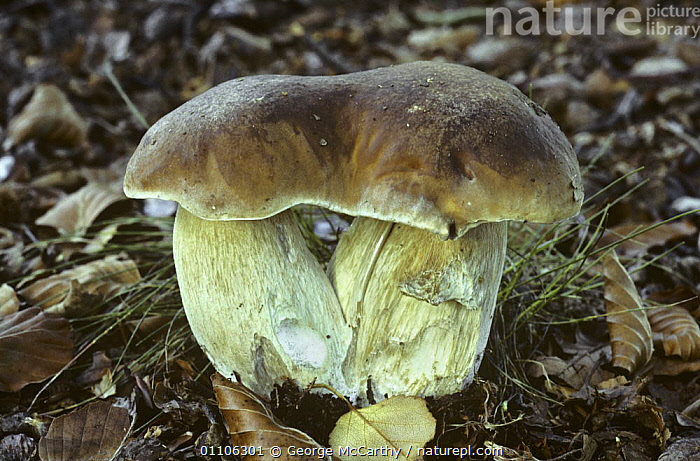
[173,207,352,397]
[328,218,507,401]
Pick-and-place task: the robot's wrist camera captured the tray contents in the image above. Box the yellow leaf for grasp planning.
[329,396,436,461]
[91,369,117,398]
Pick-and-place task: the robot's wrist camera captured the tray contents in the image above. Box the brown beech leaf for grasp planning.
[35,183,126,235]
[329,396,436,461]
[528,353,614,397]
[604,250,654,373]
[658,437,700,459]
[0,182,62,225]
[38,400,130,461]
[597,220,697,258]
[486,441,541,461]
[647,286,700,321]
[0,307,74,392]
[20,254,141,316]
[76,351,116,399]
[4,84,88,149]
[647,306,700,360]
[653,358,700,376]
[125,314,174,339]
[212,374,327,461]
[0,434,37,461]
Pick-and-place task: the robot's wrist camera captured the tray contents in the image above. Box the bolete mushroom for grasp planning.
[124,61,582,401]
[325,63,583,400]
[123,82,357,398]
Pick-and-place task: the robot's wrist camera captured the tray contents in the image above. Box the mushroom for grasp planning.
[123,81,356,397]
[325,63,583,400]
[123,61,582,400]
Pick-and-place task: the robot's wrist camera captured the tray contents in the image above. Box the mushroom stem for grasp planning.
[173,207,352,397]
[328,218,507,401]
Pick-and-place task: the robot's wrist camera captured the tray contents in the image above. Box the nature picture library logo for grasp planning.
[486,1,700,38]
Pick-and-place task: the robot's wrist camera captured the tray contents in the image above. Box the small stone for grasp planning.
[0,156,15,182]
[630,57,688,78]
[658,437,700,461]
[407,26,478,54]
[585,69,629,99]
[671,196,700,214]
[413,6,487,25]
[374,6,411,37]
[144,7,175,42]
[565,101,601,131]
[226,26,272,55]
[0,434,36,461]
[467,38,536,72]
[102,31,131,62]
[143,199,178,217]
[313,214,349,242]
[529,74,585,114]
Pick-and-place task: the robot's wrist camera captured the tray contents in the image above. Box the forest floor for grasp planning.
[0,1,699,460]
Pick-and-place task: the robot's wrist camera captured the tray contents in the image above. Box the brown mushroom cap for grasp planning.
[124,61,583,239]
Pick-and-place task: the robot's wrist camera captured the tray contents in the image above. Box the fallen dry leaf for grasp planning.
[658,437,700,460]
[647,286,700,321]
[38,400,130,461]
[0,307,74,392]
[0,182,62,225]
[0,283,20,317]
[4,84,87,149]
[329,396,436,461]
[647,306,700,360]
[604,250,654,373]
[77,351,113,386]
[654,358,700,376]
[485,441,540,461]
[527,357,577,399]
[30,170,87,189]
[0,226,16,249]
[35,183,126,235]
[125,314,173,338]
[212,374,326,461]
[91,369,117,399]
[77,351,116,397]
[626,394,670,448]
[0,434,37,461]
[528,353,614,397]
[20,254,141,316]
[678,396,700,429]
[596,375,630,390]
[597,220,697,258]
